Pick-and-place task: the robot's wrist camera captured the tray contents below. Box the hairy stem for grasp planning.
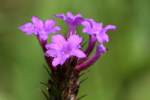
[47,58,80,100]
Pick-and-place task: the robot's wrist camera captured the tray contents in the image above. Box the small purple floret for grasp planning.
[19,16,61,41]
[82,19,116,43]
[45,34,86,67]
[55,12,84,27]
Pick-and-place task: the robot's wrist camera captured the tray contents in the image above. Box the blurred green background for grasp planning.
[0,0,150,100]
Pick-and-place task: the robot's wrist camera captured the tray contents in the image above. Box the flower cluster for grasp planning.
[19,12,116,72]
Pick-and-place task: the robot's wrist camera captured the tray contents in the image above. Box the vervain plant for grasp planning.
[19,12,116,100]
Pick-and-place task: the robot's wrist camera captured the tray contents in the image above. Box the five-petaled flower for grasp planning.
[19,12,116,71]
[82,19,116,43]
[56,12,84,27]
[45,34,86,67]
[19,16,60,41]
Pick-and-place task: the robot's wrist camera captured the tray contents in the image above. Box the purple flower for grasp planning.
[19,12,116,71]
[82,19,116,43]
[19,16,61,41]
[45,34,86,67]
[55,12,84,27]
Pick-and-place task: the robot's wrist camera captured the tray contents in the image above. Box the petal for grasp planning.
[51,26,61,33]
[96,33,109,43]
[60,55,68,65]
[104,25,116,32]
[55,13,66,20]
[92,22,102,34]
[19,23,34,35]
[66,12,74,19]
[82,20,92,34]
[97,44,106,54]
[52,54,67,66]
[56,12,83,26]
[44,20,61,33]
[46,43,61,50]
[82,19,102,35]
[71,49,86,58]
[52,57,61,67]
[68,34,82,48]
[66,12,77,24]
[51,34,66,45]
[45,49,57,57]
[31,16,44,29]
[45,19,55,29]
[75,13,82,18]
[74,17,83,25]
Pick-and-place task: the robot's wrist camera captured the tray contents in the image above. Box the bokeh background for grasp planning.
[0,0,150,100]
